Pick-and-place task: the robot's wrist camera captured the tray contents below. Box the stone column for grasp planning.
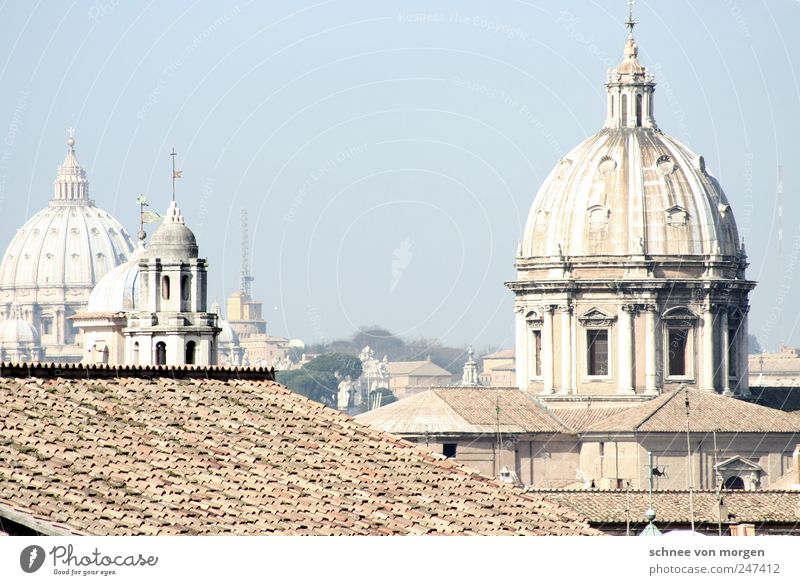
[644,304,659,395]
[617,304,635,395]
[514,307,528,390]
[721,309,732,396]
[702,303,716,392]
[542,305,555,394]
[738,306,751,397]
[560,304,573,394]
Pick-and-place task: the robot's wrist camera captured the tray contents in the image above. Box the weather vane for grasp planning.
[626,0,637,35]
[170,148,182,202]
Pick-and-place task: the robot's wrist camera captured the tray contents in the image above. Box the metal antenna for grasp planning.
[240,208,254,298]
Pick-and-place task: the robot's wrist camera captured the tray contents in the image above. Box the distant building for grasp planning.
[749,345,800,387]
[358,387,800,491]
[386,358,453,399]
[480,349,516,387]
[224,210,291,367]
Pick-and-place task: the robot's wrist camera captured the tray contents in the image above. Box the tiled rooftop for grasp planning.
[583,388,800,433]
[356,387,570,435]
[0,371,597,535]
[528,489,800,526]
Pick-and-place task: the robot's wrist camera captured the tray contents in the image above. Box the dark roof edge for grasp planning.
[0,362,276,382]
[0,501,82,536]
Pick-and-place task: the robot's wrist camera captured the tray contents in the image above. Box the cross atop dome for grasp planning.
[625,0,637,36]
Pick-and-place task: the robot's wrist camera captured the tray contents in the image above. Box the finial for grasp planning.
[66,127,76,149]
[626,0,636,36]
[170,148,182,203]
[137,193,148,242]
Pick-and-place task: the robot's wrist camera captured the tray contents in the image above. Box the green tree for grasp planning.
[277,353,362,407]
[748,334,762,354]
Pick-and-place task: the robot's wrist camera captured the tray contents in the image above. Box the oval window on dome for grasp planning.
[91,227,99,236]
[71,228,80,236]
[587,205,611,229]
[657,154,675,175]
[598,156,617,175]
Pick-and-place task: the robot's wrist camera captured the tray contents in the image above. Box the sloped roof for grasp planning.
[547,406,633,432]
[356,387,570,435]
[583,388,800,433]
[0,374,596,535]
[386,360,453,377]
[529,489,800,525]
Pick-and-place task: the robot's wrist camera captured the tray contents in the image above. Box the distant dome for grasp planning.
[147,201,198,261]
[87,245,146,312]
[0,315,40,346]
[0,136,134,291]
[218,318,239,345]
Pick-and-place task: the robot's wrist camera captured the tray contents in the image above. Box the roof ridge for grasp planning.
[521,393,575,433]
[632,387,682,431]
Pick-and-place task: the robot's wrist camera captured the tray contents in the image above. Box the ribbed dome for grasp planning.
[520,24,741,261]
[0,137,134,290]
[87,245,146,312]
[147,201,198,261]
[521,128,740,258]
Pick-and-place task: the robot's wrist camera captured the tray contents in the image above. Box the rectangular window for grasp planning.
[728,328,737,377]
[442,443,457,458]
[667,328,689,376]
[41,317,53,336]
[533,329,542,376]
[587,330,609,376]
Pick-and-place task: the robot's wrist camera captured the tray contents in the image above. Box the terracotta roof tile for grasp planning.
[528,488,800,526]
[0,376,596,535]
[583,388,800,433]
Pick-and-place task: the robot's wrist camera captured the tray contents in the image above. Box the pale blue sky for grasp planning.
[0,0,798,351]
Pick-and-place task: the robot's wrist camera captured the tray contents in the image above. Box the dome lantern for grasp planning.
[53,129,90,203]
[604,2,657,130]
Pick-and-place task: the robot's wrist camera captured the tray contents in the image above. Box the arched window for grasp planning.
[611,94,615,118]
[155,341,167,365]
[132,342,139,366]
[636,93,643,126]
[621,94,628,125]
[161,275,170,300]
[185,341,196,365]
[724,476,745,490]
[181,274,190,302]
[101,346,109,364]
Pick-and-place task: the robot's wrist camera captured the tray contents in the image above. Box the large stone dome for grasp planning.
[520,30,741,262]
[521,129,740,259]
[0,135,135,362]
